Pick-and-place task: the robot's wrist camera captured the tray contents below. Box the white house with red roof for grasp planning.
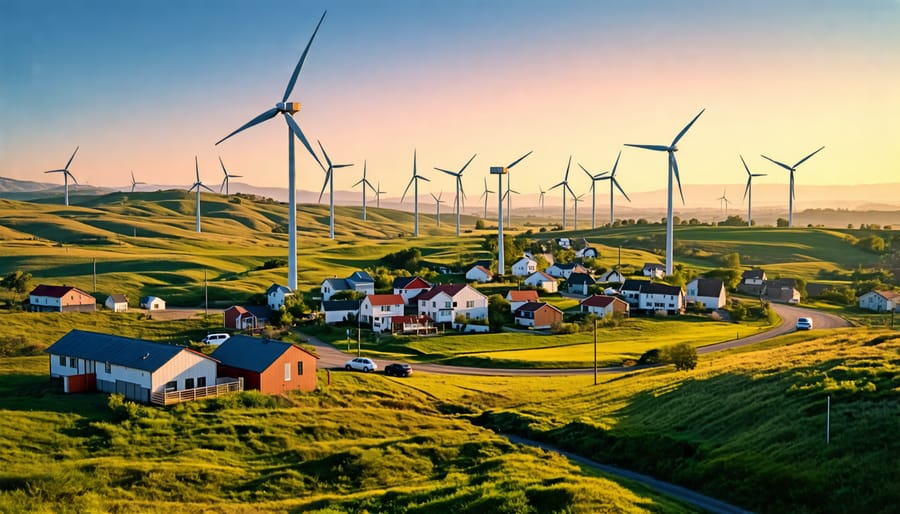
[580,295,630,317]
[524,271,558,293]
[29,285,96,313]
[858,290,900,312]
[506,289,540,312]
[360,294,405,333]
[392,276,432,304]
[417,284,488,324]
[466,265,493,283]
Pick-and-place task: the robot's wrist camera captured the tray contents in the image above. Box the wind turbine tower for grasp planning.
[550,156,576,229]
[717,189,732,216]
[490,151,532,275]
[189,156,215,233]
[401,150,430,237]
[625,109,705,276]
[594,151,629,227]
[538,186,546,216]
[353,161,375,221]
[579,163,609,229]
[316,141,353,240]
[431,192,444,227]
[374,182,386,209]
[130,171,145,193]
[760,146,824,228]
[44,146,79,206]
[435,153,476,236]
[480,178,494,218]
[218,157,242,195]
[573,193,585,231]
[215,12,327,292]
[740,155,766,227]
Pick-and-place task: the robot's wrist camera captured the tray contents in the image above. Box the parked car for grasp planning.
[201,333,230,345]
[796,317,813,330]
[345,357,377,373]
[384,363,413,377]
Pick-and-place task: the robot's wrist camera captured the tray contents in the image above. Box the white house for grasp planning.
[104,294,128,312]
[545,262,590,279]
[45,330,220,404]
[266,284,293,311]
[140,296,166,311]
[321,300,361,324]
[320,271,376,301]
[619,279,648,307]
[642,263,666,279]
[360,294,405,333]
[511,257,537,277]
[392,276,432,304]
[858,290,900,312]
[580,295,630,317]
[417,284,488,324]
[524,271,558,293]
[741,269,767,286]
[466,265,493,283]
[638,283,684,315]
[576,246,599,259]
[565,272,596,296]
[506,290,540,312]
[598,269,624,284]
[685,278,727,310]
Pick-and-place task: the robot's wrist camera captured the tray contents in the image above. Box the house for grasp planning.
[619,279,648,307]
[466,265,493,283]
[417,284,488,325]
[320,271,375,301]
[598,269,624,284]
[321,300,361,324]
[685,278,727,310]
[391,314,437,335]
[140,296,166,311]
[104,294,128,312]
[506,290,540,312]
[642,263,666,279]
[212,335,318,394]
[511,257,537,277]
[557,237,571,248]
[545,262,590,279]
[580,295,630,317]
[514,302,563,329]
[266,284,293,310]
[858,290,900,312]
[45,329,226,404]
[736,269,767,296]
[524,271,558,293]
[29,285,96,313]
[638,283,684,314]
[360,294,405,332]
[224,305,270,330]
[763,283,801,304]
[576,246,599,259]
[392,276,432,304]
[566,272,597,296]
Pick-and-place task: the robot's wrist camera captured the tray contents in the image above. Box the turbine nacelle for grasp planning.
[490,166,508,175]
[276,102,301,114]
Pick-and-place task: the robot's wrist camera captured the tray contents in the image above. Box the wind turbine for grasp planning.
[401,150,430,237]
[594,151,629,227]
[130,171,145,193]
[218,157,242,195]
[479,178,494,219]
[215,11,327,292]
[374,181,386,209]
[188,156,215,233]
[550,156,576,229]
[573,193,585,231]
[538,186,546,216]
[740,155,766,227]
[717,189,732,216]
[490,151,532,275]
[430,192,444,227]
[579,163,609,229]
[625,108,705,276]
[44,146,79,206]
[760,146,825,228]
[352,161,375,221]
[435,153,476,237]
[316,140,353,240]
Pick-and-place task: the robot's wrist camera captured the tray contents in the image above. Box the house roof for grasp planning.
[107,294,127,303]
[599,269,622,280]
[513,257,536,265]
[393,276,431,290]
[468,265,493,276]
[139,295,164,304]
[243,305,272,319]
[550,262,583,271]
[417,283,476,301]
[226,305,249,315]
[741,269,765,280]
[580,295,624,308]
[322,278,350,290]
[566,272,596,286]
[391,314,433,326]
[621,279,650,292]
[865,290,900,301]
[507,290,539,302]
[690,278,725,297]
[348,271,374,284]
[30,285,87,298]
[266,284,292,295]
[514,301,562,315]
[643,262,665,271]
[527,271,556,282]
[322,300,362,312]
[45,330,213,372]
[211,335,316,374]
[471,259,493,269]
[642,283,683,296]
[365,294,405,306]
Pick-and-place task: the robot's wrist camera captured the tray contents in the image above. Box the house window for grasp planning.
[197,377,206,388]
[104,362,111,374]
[297,361,304,375]
[165,381,177,392]
[284,362,291,381]
[185,378,195,389]
[58,355,65,366]
[69,357,76,368]
[380,305,390,312]
[444,301,452,308]
[466,300,475,308]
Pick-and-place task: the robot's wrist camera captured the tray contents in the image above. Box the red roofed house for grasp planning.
[514,302,563,329]
[392,276,432,304]
[391,314,437,335]
[466,265,493,283]
[360,294,406,333]
[524,271,558,293]
[223,305,272,330]
[29,285,96,313]
[506,289,540,312]
[580,295,630,317]
[417,284,488,325]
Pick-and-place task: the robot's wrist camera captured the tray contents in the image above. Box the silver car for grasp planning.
[345,357,377,373]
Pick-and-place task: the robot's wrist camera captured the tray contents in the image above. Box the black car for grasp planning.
[384,363,413,377]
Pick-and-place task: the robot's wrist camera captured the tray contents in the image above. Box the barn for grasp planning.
[211,336,318,394]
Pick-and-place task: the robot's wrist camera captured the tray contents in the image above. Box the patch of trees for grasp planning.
[1,271,31,305]
[487,294,511,332]
[717,215,747,227]
[856,235,886,254]
[257,258,287,270]
[380,248,424,272]
[662,342,698,371]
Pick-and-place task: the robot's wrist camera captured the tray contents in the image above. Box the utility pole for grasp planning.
[826,395,831,444]
[204,269,209,318]
[593,318,598,385]
[617,245,622,274]
[92,258,96,293]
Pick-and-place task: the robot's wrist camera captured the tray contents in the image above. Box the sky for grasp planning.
[1,0,898,203]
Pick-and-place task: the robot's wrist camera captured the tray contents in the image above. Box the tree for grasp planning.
[856,235,886,254]
[662,342,698,371]
[720,252,741,269]
[776,218,789,227]
[487,294,511,332]
[380,248,423,272]
[475,219,486,230]
[1,271,31,303]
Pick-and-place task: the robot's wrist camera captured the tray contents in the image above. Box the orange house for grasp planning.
[514,301,563,330]
[211,336,318,394]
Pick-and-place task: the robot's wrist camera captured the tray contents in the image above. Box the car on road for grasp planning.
[345,357,377,373]
[796,317,813,330]
[384,363,413,377]
[201,333,230,345]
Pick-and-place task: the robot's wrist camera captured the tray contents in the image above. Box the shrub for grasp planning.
[662,343,698,371]
[637,349,661,365]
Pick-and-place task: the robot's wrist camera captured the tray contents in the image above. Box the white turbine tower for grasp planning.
[760,146,824,228]
[374,181,386,209]
[717,189,732,217]
[316,140,353,240]
[215,12,327,292]
[352,161,375,221]
[130,171,145,193]
[430,192,444,227]
[44,146,79,206]
[579,163,609,229]
[218,157,242,195]
[550,156,576,229]
[625,109,705,276]
[740,155,766,227]
[538,186,546,216]
[573,193,585,231]
[435,153,476,237]
[401,150,430,237]
[490,151,532,275]
[188,156,215,233]
[479,178,494,219]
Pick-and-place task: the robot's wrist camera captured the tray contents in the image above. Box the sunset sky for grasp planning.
[1,0,898,202]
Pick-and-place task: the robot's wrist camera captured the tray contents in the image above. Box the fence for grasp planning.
[150,377,243,406]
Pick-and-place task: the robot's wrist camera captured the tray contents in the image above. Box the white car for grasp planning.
[345,357,377,373]
[796,317,813,330]
[201,333,230,345]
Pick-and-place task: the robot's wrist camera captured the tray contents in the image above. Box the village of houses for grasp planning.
[30,244,900,408]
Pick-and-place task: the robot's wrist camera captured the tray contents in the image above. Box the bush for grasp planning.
[662,343,698,371]
[637,349,661,365]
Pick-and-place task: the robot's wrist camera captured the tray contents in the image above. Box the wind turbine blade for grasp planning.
[220,178,226,194]
[68,172,79,186]
[65,146,79,170]
[284,114,325,171]
[418,175,431,182]
[740,154,752,176]
[549,181,565,190]
[318,171,330,203]
[216,108,279,145]
[793,146,825,168]
[219,156,228,177]
[435,167,457,177]
[743,177,751,201]
[578,163,593,180]
[671,108,705,147]
[760,154,793,172]
[613,179,631,202]
[352,178,365,187]
[507,150,533,169]
[459,153,477,174]
[564,155,572,180]
[671,153,685,205]
[317,140,333,169]
[400,176,415,203]
[611,150,621,177]
[624,144,670,152]
[201,184,216,193]
[282,11,327,103]
[131,171,137,184]
[195,156,200,182]
[230,174,242,178]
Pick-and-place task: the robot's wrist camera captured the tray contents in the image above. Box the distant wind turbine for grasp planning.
[430,191,444,227]
[218,157,242,195]
[538,186,546,215]
[490,151,532,275]
[625,108,705,276]
[44,146,79,206]
[595,152,629,227]
[401,150,430,237]
[374,181,386,209]
[435,153,476,237]
[130,171,145,193]
[550,156,576,229]
[316,140,353,240]
[740,155,766,227]
[189,156,215,233]
[352,161,375,221]
[215,11,327,291]
[760,146,825,228]
[573,193,585,231]
[579,163,609,229]
[717,189,733,217]
[480,178,494,218]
